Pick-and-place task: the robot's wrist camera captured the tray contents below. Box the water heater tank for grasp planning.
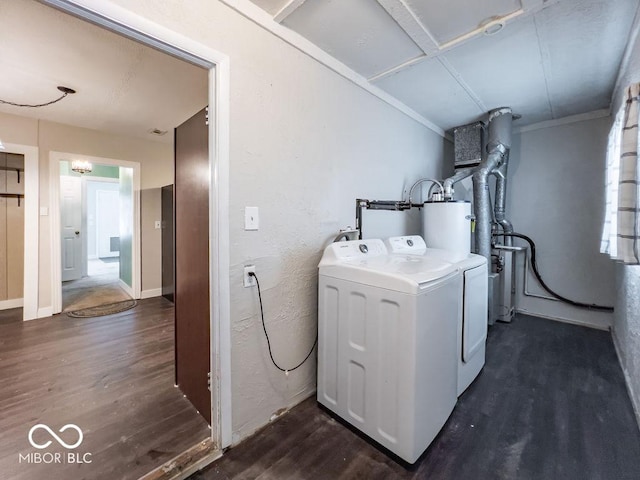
[422,201,472,255]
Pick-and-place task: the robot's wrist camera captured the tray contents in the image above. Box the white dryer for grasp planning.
[386,236,488,396]
[317,239,460,464]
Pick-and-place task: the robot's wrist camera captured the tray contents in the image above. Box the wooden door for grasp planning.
[174,107,211,424]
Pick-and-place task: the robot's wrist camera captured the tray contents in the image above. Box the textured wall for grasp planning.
[507,116,615,329]
[611,12,640,423]
[94,0,449,443]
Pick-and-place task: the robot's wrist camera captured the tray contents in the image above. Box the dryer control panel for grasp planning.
[319,239,387,266]
[386,235,427,253]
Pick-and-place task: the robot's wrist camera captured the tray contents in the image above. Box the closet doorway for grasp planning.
[0,143,38,321]
[0,152,24,312]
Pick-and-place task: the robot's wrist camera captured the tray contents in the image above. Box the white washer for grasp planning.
[386,236,488,396]
[317,239,460,463]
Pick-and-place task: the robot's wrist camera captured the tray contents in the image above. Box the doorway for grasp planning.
[38,0,232,459]
[58,160,134,312]
[51,153,141,314]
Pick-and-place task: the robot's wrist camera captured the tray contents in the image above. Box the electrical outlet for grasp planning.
[243,265,256,287]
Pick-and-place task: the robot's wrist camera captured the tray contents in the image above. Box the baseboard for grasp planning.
[118,279,135,298]
[141,288,162,299]
[0,298,23,310]
[515,308,610,331]
[612,330,640,429]
[36,306,53,319]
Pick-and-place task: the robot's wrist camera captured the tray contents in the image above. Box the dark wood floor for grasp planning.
[0,297,210,480]
[192,315,640,480]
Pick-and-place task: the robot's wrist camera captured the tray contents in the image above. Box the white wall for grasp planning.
[98,0,449,444]
[507,116,615,329]
[611,12,640,423]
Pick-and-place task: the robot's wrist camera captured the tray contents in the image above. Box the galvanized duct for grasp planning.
[473,107,513,261]
[492,160,513,246]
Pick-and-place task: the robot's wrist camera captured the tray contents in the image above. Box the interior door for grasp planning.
[60,176,82,282]
[175,107,211,424]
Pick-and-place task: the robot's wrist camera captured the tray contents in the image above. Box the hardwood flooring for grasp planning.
[0,297,210,480]
[192,314,640,480]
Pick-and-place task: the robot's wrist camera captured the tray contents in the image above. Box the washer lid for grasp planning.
[320,248,459,294]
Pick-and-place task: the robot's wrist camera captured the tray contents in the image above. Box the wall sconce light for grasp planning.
[71,160,92,174]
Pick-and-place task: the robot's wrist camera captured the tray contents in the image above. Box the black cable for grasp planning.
[249,272,318,373]
[0,92,70,108]
[494,232,614,312]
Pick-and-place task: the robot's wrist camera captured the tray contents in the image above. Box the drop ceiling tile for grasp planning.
[406,0,521,44]
[283,0,424,78]
[443,17,552,126]
[534,0,638,118]
[373,57,485,130]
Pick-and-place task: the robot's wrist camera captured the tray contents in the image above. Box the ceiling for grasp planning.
[0,0,208,143]
[250,0,640,130]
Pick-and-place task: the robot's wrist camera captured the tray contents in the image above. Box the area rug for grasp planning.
[67,299,138,318]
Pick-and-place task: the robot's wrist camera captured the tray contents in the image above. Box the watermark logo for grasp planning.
[19,423,92,465]
[28,424,83,450]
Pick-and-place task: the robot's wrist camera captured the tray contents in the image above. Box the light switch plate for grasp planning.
[155,221,161,229]
[245,207,259,231]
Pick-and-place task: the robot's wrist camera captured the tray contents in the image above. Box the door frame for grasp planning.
[42,0,233,450]
[2,143,39,321]
[50,153,141,307]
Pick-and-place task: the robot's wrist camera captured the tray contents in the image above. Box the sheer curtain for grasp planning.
[601,83,640,264]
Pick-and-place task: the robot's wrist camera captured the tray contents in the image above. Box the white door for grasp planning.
[96,189,120,258]
[60,176,82,281]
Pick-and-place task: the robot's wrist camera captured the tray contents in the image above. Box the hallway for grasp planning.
[0,297,210,480]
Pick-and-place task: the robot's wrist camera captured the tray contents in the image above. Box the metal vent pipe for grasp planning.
[472,107,513,261]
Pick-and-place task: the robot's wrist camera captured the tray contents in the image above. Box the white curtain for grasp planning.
[601,83,640,264]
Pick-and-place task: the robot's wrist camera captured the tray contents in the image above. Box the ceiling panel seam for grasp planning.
[367,54,427,83]
[220,0,446,136]
[437,57,487,113]
[273,0,307,24]
[375,0,439,55]
[532,13,556,119]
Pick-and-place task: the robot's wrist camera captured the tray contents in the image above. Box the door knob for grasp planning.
[75,231,80,235]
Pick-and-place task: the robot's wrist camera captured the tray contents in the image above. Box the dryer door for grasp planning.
[462,265,488,362]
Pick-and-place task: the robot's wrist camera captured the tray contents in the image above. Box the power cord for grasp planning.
[248,272,318,374]
[493,232,614,312]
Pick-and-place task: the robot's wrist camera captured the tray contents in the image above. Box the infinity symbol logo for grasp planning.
[28,424,84,450]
